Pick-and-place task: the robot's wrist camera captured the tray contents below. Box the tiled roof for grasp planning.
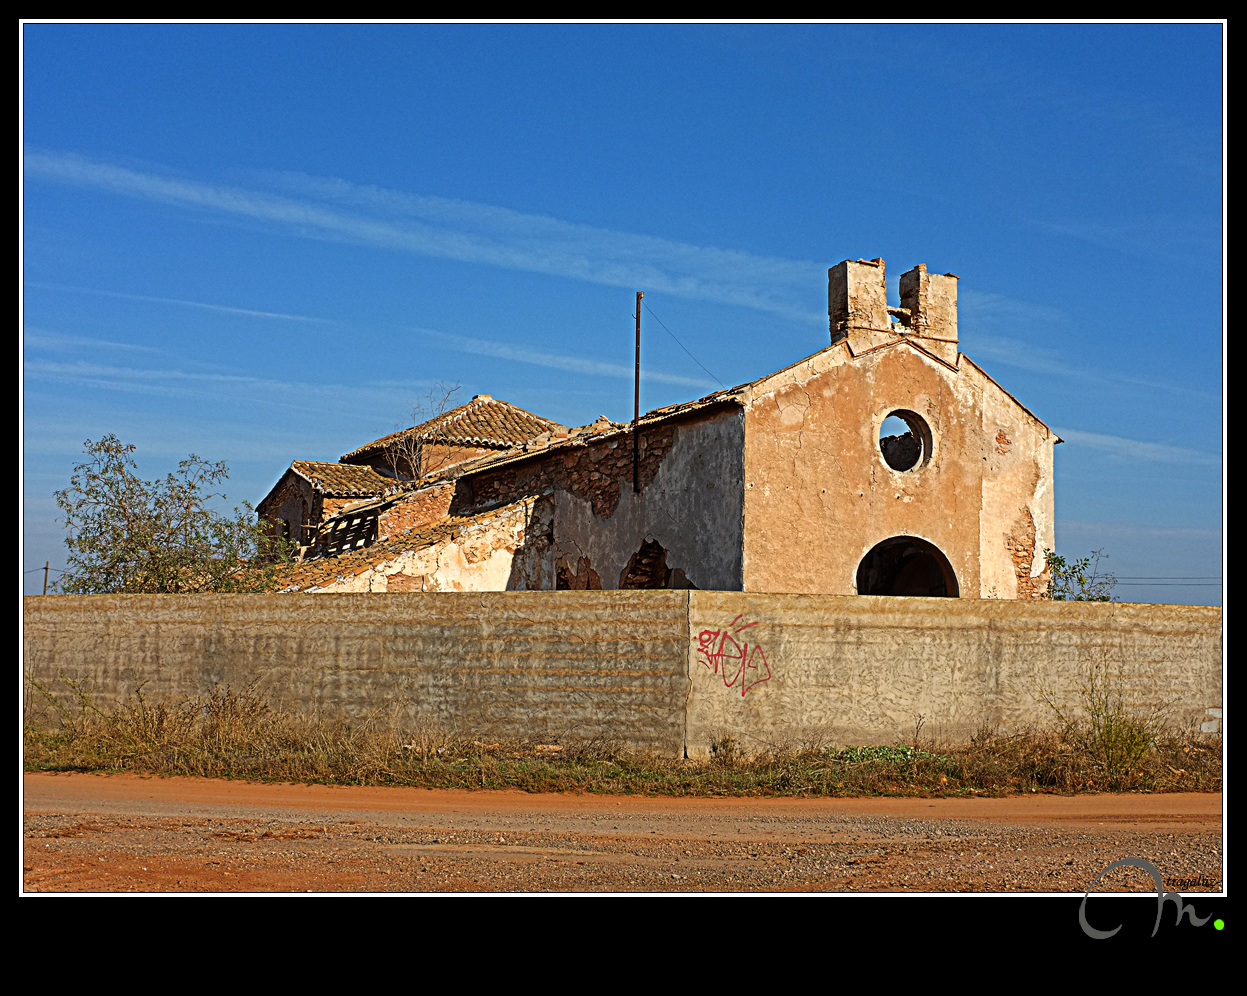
[405,396,744,484]
[290,461,394,497]
[341,396,565,462]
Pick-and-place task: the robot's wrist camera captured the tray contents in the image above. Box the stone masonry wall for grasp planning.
[453,423,679,520]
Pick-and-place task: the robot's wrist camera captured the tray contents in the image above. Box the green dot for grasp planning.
[1214,919,1224,931]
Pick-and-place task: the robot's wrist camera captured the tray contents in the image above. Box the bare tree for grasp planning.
[381,382,463,481]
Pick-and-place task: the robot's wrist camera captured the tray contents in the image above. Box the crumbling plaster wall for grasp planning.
[740,340,1047,597]
[551,411,745,590]
[308,498,552,594]
[974,363,1056,599]
[448,410,743,591]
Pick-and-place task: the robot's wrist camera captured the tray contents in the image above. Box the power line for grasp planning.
[641,301,726,389]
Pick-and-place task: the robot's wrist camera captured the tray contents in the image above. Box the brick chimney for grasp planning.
[829,258,890,348]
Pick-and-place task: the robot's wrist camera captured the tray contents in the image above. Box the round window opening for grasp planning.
[879,410,932,472]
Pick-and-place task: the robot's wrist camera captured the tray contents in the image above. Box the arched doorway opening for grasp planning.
[856,536,959,597]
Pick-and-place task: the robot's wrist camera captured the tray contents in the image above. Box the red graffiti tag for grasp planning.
[696,614,771,697]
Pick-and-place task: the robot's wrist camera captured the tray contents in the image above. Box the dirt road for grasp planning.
[23,773,1223,894]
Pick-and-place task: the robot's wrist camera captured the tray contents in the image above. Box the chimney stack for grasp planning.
[899,264,958,339]
[828,258,891,349]
[830,258,962,361]
[898,264,959,362]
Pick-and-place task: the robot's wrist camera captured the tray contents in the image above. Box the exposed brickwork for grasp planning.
[321,497,364,519]
[258,474,319,547]
[557,556,602,590]
[378,482,456,539]
[259,463,395,553]
[353,442,497,480]
[385,573,427,592]
[454,424,677,520]
[1007,508,1049,600]
[416,442,494,477]
[620,539,670,589]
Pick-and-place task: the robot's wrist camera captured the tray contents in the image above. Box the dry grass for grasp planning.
[23,679,1220,797]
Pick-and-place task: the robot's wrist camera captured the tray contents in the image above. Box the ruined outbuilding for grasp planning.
[263,259,1059,599]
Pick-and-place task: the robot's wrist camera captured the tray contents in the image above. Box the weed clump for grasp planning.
[1039,650,1176,791]
[833,745,946,764]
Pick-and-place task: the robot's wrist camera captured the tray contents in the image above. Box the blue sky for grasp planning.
[21,23,1224,603]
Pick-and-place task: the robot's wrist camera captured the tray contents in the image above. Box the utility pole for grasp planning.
[43,561,49,595]
[634,291,643,494]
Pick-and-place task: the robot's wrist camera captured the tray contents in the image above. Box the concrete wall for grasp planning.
[685,593,1221,754]
[22,591,691,754]
[24,594,1221,757]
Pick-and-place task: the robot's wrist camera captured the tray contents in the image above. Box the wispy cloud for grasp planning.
[1057,519,1221,542]
[965,327,1219,403]
[416,328,717,390]
[1025,215,1222,265]
[25,150,827,323]
[23,357,416,420]
[959,288,1069,326]
[23,327,164,355]
[25,281,331,322]
[1053,426,1221,465]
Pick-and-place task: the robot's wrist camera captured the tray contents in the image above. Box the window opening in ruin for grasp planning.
[879,410,932,472]
[856,536,958,597]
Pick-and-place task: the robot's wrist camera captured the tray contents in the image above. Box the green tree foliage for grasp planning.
[53,435,290,594]
[1044,548,1118,602]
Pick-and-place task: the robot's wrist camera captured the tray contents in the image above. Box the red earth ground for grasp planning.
[23,773,1223,894]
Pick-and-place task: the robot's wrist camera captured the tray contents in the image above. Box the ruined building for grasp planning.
[259,259,1059,598]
